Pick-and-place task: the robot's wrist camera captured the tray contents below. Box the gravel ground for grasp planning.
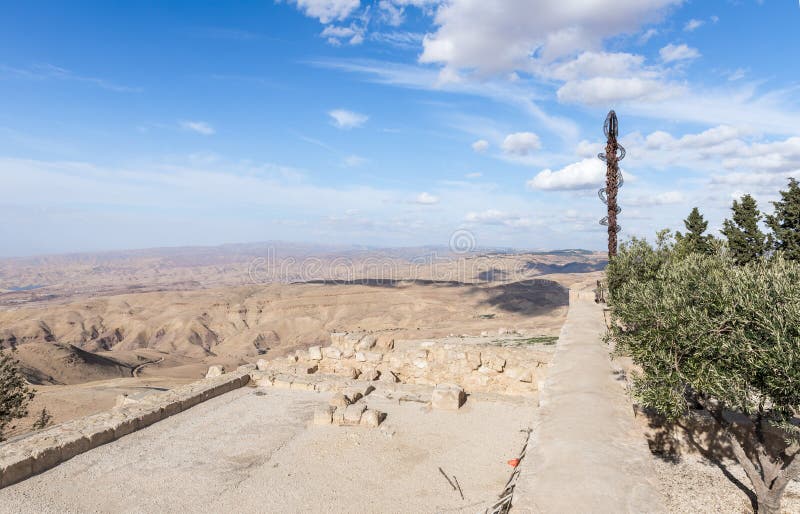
[0,386,535,513]
[653,454,800,513]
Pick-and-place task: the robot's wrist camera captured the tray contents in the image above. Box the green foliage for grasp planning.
[0,352,34,441]
[675,207,715,256]
[610,249,800,422]
[721,194,768,265]
[608,236,800,511]
[766,178,800,261]
[32,407,52,431]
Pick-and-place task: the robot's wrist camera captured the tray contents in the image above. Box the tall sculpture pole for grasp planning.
[598,110,624,258]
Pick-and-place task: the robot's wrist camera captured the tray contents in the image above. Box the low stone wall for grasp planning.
[267,332,552,396]
[0,367,253,489]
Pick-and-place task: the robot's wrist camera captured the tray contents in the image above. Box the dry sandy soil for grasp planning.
[0,245,602,437]
[0,387,536,513]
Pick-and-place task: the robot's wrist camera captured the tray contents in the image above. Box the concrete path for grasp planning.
[513,296,666,513]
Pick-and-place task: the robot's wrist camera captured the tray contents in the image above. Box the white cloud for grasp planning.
[378,0,405,26]
[638,28,659,44]
[419,0,683,74]
[464,209,533,228]
[527,158,606,191]
[321,24,364,45]
[328,109,369,129]
[288,0,360,23]
[465,172,482,178]
[659,43,700,63]
[343,154,367,167]
[471,139,489,153]
[544,51,684,105]
[683,19,704,32]
[628,191,685,207]
[557,76,683,105]
[415,191,440,204]
[180,121,215,135]
[502,132,541,156]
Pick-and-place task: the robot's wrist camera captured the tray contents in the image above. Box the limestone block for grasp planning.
[322,347,342,360]
[330,332,347,348]
[466,351,481,370]
[431,384,466,410]
[482,355,506,372]
[342,348,355,359]
[360,409,384,428]
[237,363,257,373]
[329,393,351,409]
[361,370,380,381]
[255,375,274,387]
[0,448,33,488]
[505,367,533,383]
[346,384,375,400]
[412,358,428,369]
[376,335,395,350]
[337,366,360,379]
[256,359,270,371]
[355,352,367,362]
[477,365,499,376]
[290,380,315,392]
[296,364,318,375]
[273,378,293,389]
[308,346,323,361]
[26,435,62,475]
[313,405,335,425]
[205,365,225,378]
[344,333,363,349]
[287,354,299,363]
[332,406,345,425]
[364,351,383,363]
[356,334,377,351]
[345,391,363,404]
[378,370,399,383]
[344,402,367,424]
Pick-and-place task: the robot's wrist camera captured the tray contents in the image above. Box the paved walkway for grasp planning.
[513,296,666,513]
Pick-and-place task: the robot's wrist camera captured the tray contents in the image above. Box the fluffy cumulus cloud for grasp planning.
[415,191,439,204]
[288,0,360,23]
[548,51,684,105]
[501,132,541,156]
[683,18,704,32]
[179,120,215,135]
[471,139,489,153]
[659,43,700,63]
[321,24,365,45]
[419,0,683,74]
[328,109,369,129]
[526,158,606,191]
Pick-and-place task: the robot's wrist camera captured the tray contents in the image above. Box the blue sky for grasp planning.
[1,0,799,257]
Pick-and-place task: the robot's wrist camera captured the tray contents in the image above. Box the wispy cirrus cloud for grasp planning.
[0,63,141,93]
[328,108,369,129]
[180,120,216,135]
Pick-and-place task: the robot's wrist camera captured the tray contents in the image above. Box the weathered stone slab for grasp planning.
[431,383,466,411]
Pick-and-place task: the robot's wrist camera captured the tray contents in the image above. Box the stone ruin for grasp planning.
[250,330,554,428]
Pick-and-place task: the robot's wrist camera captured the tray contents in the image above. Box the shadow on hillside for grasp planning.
[525,260,608,274]
[300,277,570,316]
[475,279,569,315]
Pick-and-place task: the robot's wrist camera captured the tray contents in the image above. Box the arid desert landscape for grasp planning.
[0,245,600,437]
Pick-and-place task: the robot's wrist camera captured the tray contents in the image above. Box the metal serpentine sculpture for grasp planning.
[598,110,624,258]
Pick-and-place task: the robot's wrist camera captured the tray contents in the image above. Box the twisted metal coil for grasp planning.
[598,110,624,234]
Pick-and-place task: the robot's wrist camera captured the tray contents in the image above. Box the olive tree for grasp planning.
[0,352,34,441]
[607,239,800,514]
